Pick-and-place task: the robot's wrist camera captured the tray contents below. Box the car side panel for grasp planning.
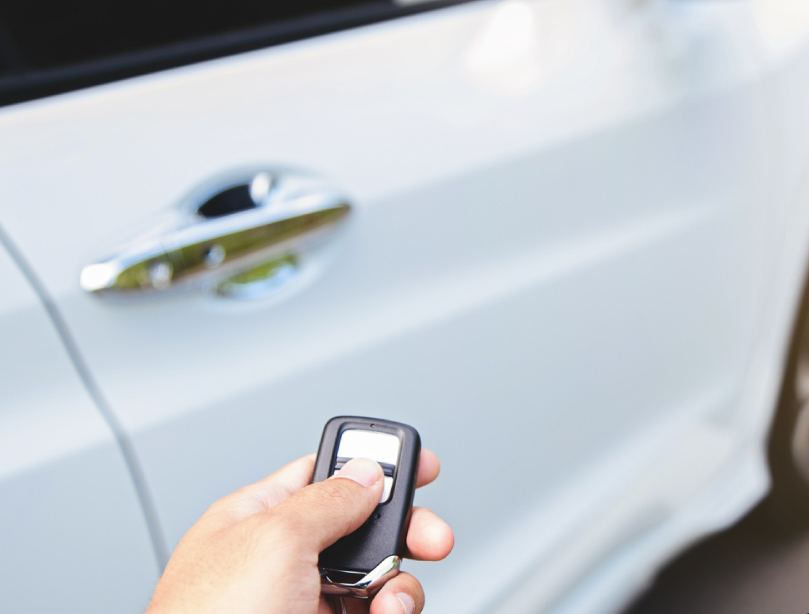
[0,1,779,612]
[0,238,158,612]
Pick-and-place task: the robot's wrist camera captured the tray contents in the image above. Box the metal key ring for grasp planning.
[326,595,348,614]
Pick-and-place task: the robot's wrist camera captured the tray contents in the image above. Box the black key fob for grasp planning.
[313,416,420,598]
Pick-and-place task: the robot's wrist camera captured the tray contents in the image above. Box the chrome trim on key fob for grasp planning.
[320,555,402,597]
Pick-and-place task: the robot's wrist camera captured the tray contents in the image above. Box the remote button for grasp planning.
[334,429,401,503]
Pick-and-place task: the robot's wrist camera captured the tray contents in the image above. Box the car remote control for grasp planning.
[313,416,420,598]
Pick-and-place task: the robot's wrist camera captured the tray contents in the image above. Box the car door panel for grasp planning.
[0,1,776,612]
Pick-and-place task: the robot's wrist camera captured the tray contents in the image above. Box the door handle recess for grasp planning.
[80,169,351,298]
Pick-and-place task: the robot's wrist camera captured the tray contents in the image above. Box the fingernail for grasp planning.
[329,457,383,487]
[396,593,415,614]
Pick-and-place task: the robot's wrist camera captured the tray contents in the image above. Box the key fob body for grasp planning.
[313,416,420,597]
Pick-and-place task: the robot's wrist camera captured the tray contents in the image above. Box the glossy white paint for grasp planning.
[1,0,809,613]
[0,243,158,611]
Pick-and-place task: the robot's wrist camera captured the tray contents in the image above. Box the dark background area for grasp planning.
[0,0,379,70]
[624,504,809,614]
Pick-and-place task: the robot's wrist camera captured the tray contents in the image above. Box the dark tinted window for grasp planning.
[0,0,461,107]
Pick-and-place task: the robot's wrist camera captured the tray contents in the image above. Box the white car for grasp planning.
[3,1,809,613]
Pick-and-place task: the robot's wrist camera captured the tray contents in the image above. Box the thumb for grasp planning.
[270,457,385,554]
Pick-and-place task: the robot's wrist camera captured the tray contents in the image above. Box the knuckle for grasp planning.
[316,479,360,508]
[255,511,305,555]
[265,508,301,538]
[309,480,366,535]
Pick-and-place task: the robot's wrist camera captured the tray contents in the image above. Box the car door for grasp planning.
[0,0,778,612]
[0,234,158,612]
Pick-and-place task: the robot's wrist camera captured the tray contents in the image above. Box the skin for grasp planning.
[145,450,454,614]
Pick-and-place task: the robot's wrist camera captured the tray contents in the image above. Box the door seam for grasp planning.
[0,223,169,571]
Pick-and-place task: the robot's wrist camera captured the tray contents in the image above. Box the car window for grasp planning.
[0,0,462,107]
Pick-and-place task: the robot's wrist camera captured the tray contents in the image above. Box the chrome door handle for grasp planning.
[80,169,351,298]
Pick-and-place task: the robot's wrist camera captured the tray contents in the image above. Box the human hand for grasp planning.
[145,450,453,614]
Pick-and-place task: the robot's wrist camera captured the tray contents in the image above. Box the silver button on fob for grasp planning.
[313,416,420,598]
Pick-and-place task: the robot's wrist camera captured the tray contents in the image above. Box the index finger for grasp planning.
[416,449,440,488]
